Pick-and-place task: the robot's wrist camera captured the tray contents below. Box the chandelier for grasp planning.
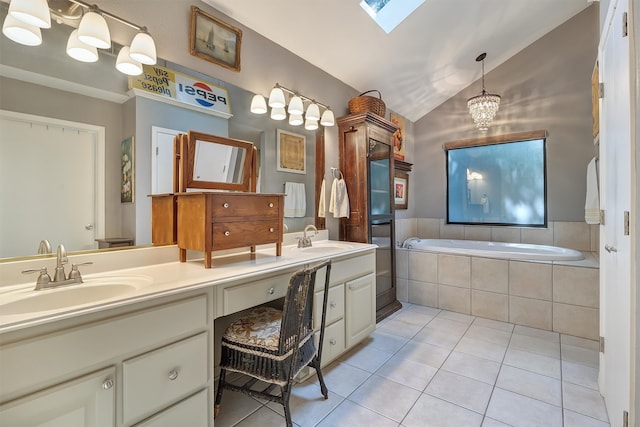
[467,53,501,131]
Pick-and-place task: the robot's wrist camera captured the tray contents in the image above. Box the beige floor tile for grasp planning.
[509,333,560,359]
[320,361,371,398]
[394,340,452,368]
[436,310,476,324]
[427,316,472,334]
[486,388,563,427]
[441,351,501,385]
[562,360,599,390]
[496,365,562,406]
[425,370,493,413]
[316,400,399,427]
[234,406,289,427]
[513,325,559,342]
[405,304,441,316]
[563,409,611,427]
[481,418,512,427]
[503,347,561,379]
[402,394,483,427]
[412,324,464,350]
[376,354,438,391]
[376,318,424,339]
[214,391,263,427]
[339,343,394,373]
[563,382,610,423]
[393,309,436,327]
[464,324,512,346]
[473,317,515,333]
[455,336,507,362]
[364,330,410,354]
[348,375,421,422]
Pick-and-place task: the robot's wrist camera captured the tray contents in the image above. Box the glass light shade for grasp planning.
[250,94,268,114]
[304,119,318,130]
[129,31,156,65]
[8,0,51,28]
[320,109,335,127]
[77,11,111,49]
[66,30,99,62]
[287,96,304,115]
[116,46,143,75]
[305,103,320,121]
[467,92,501,131]
[268,87,286,108]
[270,107,287,120]
[289,114,303,126]
[2,14,42,46]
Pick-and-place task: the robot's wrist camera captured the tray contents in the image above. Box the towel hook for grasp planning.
[330,167,343,180]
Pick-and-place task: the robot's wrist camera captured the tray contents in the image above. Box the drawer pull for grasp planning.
[267,287,275,295]
[330,301,336,308]
[268,202,274,208]
[168,369,179,381]
[329,339,337,346]
[224,231,230,236]
[269,227,275,233]
[223,202,229,208]
[102,378,114,390]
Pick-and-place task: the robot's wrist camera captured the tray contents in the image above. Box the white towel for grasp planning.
[585,157,600,224]
[318,178,326,218]
[284,182,306,218]
[329,178,350,218]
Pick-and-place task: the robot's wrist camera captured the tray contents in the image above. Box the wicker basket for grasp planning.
[348,90,386,116]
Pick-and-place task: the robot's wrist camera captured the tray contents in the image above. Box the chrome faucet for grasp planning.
[22,243,93,290]
[37,239,52,254]
[298,225,318,248]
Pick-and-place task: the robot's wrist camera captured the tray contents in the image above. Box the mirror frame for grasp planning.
[182,130,257,192]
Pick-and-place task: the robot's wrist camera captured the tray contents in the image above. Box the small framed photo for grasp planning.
[394,170,408,209]
[190,6,242,72]
[120,136,134,203]
[277,129,306,174]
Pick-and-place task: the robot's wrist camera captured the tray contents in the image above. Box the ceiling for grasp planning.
[204,0,592,123]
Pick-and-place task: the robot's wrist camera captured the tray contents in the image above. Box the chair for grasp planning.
[214,259,332,426]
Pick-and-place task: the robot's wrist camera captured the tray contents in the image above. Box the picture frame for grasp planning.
[120,136,134,203]
[189,6,242,72]
[277,129,306,174]
[394,170,408,209]
[390,112,405,160]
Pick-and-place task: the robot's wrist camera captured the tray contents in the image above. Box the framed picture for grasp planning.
[394,170,408,209]
[390,113,405,160]
[190,6,242,72]
[277,129,306,174]
[120,136,134,203]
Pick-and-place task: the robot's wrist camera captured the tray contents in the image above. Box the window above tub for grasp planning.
[444,130,547,227]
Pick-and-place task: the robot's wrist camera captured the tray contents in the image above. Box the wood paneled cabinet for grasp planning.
[338,112,402,321]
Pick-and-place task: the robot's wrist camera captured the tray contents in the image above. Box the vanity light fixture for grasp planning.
[251,83,335,129]
[467,52,501,131]
[2,0,157,76]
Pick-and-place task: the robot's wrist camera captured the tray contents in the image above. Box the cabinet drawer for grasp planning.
[212,221,280,249]
[221,271,291,316]
[330,253,375,285]
[123,333,208,425]
[210,194,280,218]
[314,319,345,366]
[134,389,209,427]
[313,284,344,330]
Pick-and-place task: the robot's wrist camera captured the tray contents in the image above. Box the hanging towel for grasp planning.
[585,157,600,224]
[329,177,350,218]
[284,182,306,218]
[318,178,326,218]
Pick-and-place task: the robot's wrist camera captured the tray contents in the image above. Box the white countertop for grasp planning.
[0,240,375,334]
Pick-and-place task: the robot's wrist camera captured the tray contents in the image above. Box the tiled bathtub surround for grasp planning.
[395,219,600,340]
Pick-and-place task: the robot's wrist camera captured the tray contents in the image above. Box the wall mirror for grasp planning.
[0,3,319,261]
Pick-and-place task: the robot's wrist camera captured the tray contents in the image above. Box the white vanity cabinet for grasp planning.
[0,292,213,427]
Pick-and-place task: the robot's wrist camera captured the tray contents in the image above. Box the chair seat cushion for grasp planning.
[223,306,283,350]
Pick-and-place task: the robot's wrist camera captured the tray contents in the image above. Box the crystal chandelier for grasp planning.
[467,53,501,131]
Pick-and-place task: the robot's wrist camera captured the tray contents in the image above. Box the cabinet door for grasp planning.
[0,367,116,427]
[345,273,376,347]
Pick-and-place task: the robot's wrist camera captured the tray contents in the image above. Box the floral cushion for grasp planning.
[223,306,282,350]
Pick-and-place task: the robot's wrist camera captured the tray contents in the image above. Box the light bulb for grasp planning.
[66,29,99,62]
[129,31,156,65]
[268,87,286,108]
[288,95,304,115]
[77,10,111,49]
[289,114,303,126]
[270,107,286,120]
[305,103,320,121]
[250,94,267,114]
[8,0,50,28]
[116,46,143,75]
[320,109,335,127]
[305,119,318,130]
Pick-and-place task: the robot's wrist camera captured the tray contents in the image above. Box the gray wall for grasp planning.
[412,5,599,222]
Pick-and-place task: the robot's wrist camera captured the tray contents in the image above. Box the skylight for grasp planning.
[359,0,426,33]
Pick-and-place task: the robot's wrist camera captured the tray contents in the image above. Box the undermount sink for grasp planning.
[0,275,152,315]
[290,242,356,253]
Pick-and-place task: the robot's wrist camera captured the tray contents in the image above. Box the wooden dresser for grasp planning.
[177,192,284,268]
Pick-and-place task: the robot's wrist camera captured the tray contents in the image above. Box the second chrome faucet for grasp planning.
[22,244,93,290]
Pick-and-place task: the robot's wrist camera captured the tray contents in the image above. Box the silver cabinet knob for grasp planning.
[223,202,229,208]
[267,287,275,295]
[604,244,617,253]
[102,378,114,390]
[268,202,274,208]
[329,339,336,345]
[224,231,230,236]
[168,370,179,381]
[269,227,275,233]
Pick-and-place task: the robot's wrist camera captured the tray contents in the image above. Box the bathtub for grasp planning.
[401,237,584,261]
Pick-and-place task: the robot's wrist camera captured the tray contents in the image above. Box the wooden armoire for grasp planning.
[338,112,402,321]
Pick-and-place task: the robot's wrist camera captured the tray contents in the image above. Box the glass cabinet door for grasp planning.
[369,139,392,216]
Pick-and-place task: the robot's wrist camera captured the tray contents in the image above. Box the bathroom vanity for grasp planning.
[0,241,376,426]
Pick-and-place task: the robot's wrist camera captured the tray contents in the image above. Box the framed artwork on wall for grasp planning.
[189,6,242,72]
[120,136,134,203]
[390,112,405,160]
[277,129,306,174]
[394,170,408,209]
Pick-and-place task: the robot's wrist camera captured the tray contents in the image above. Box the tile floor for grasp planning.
[214,303,610,427]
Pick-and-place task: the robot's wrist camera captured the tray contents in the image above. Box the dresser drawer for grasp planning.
[210,194,281,218]
[314,319,345,366]
[134,389,209,427]
[212,221,280,249]
[221,271,291,316]
[313,283,344,329]
[122,333,208,425]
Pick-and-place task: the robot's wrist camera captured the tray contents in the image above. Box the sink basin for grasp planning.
[0,275,152,315]
[289,242,356,254]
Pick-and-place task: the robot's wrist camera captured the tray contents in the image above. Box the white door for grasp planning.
[151,127,182,194]
[0,112,104,258]
[599,1,632,426]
